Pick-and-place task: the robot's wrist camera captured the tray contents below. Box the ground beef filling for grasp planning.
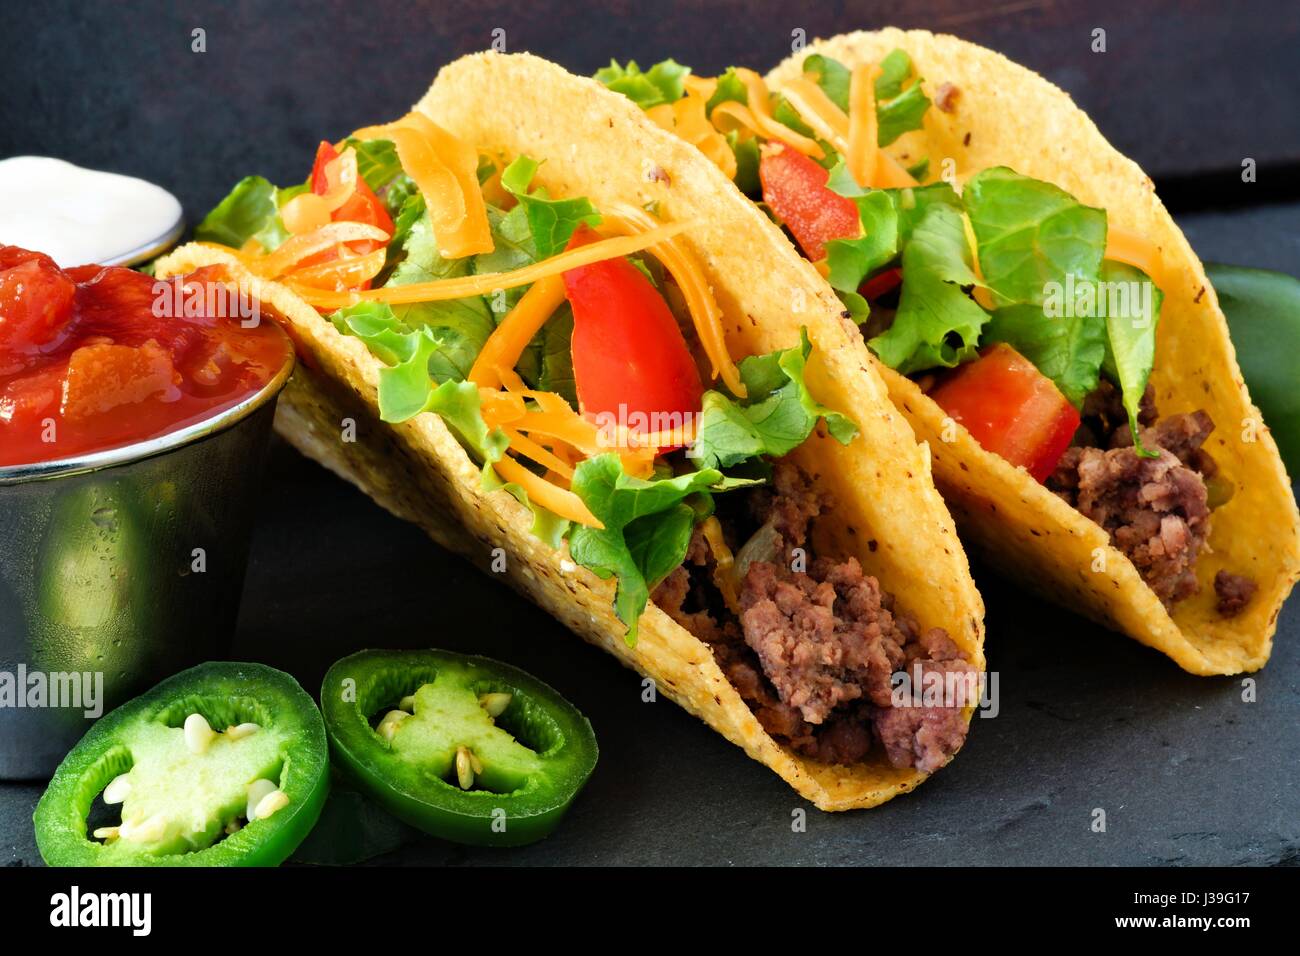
[1047,382,1254,613]
[651,463,977,772]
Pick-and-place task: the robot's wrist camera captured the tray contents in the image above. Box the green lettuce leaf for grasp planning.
[874,50,930,147]
[705,67,748,116]
[594,59,690,109]
[1100,261,1162,454]
[824,168,898,295]
[802,53,851,110]
[822,167,961,297]
[567,457,726,642]
[965,166,1109,404]
[965,166,1107,308]
[801,49,929,146]
[500,156,602,259]
[691,329,859,469]
[378,198,495,383]
[194,176,305,252]
[727,130,762,195]
[868,202,989,374]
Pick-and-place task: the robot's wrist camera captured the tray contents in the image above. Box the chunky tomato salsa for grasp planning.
[0,245,291,467]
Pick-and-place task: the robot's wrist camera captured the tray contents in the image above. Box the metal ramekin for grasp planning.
[0,337,295,779]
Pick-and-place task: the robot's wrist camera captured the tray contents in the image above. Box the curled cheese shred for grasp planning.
[699,515,740,615]
[286,247,387,291]
[647,95,737,180]
[469,274,568,389]
[281,148,360,235]
[1106,225,1166,291]
[778,76,850,157]
[493,456,602,528]
[602,204,744,397]
[873,151,920,188]
[252,222,390,279]
[351,112,492,259]
[285,222,693,309]
[711,69,824,159]
[502,428,576,479]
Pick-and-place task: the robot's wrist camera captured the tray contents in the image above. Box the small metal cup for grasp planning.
[0,341,294,779]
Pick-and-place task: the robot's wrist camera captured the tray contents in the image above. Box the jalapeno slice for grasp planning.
[321,649,598,847]
[34,662,329,867]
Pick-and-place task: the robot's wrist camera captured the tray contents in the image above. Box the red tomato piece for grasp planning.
[758,142,860,262]
[860,267,903,301]
[62,340,178,422]
[928,343,1081,482]
[562,225,703,435]
[0,249,76,354]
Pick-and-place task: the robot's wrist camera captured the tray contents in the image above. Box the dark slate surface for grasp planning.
[2,2,1298,867]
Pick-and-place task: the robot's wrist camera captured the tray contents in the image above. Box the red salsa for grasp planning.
[0,245,292,467]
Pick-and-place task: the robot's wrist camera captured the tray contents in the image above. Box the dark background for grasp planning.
[1,0,1297,866]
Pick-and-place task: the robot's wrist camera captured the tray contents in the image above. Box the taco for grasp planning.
[597,29,1300,675]
[156,51,986,810]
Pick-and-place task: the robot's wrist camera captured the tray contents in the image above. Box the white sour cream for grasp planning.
[0,156,183,267]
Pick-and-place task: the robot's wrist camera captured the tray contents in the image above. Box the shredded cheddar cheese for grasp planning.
[281,148,360,235]
[251,222,390,280]
[846,65,879,189]
[647,94,737,180]
[469,274,569,389]
[778,77,851,157]
[493,456,603,528]
[1106,225,1165,290]
[351,112,492,259]
[709,69,824,160]
[285,222,694,310]
[699,516,740,614]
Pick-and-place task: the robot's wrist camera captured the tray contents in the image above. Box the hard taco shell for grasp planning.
[157,51,986,809]
[768,29,1300,674]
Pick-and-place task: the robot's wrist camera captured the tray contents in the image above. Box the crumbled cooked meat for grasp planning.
[1214,570,1257,616]
[1112,409,1219,478]
[1055,385,1248,612]
[739,559,903,723]
[1051,445,1210,604]
[655,461,975,770]
[746,461,822,551]
[934,82,960,113]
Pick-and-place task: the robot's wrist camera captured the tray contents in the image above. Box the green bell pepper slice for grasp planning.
[34,662,329,867]
[321,649,598,847]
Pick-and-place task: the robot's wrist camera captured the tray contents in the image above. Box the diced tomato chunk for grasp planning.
[928,343,1081,482]
[0,252,76,352]
[62,340,178,422]
[758,142,861,261]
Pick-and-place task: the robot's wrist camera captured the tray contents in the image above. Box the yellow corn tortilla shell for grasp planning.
[767,29,1300,674]
[156,51,986,810]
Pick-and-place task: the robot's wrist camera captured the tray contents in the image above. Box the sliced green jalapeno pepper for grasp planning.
[321,649,598,847]
[34,662,329,867]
